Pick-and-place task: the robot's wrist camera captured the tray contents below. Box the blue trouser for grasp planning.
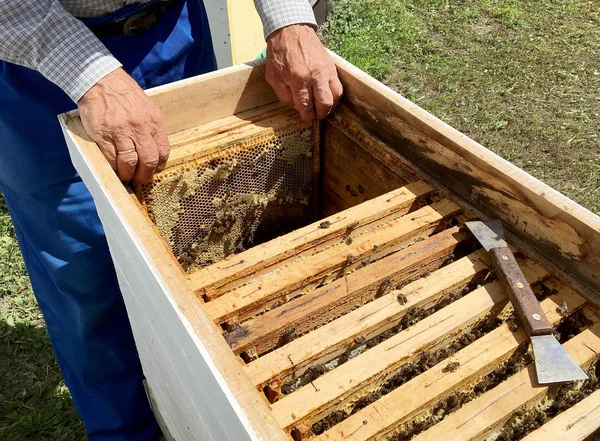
[0,2,217,440]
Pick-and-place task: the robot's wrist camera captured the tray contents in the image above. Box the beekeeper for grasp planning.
[0,1,342,439]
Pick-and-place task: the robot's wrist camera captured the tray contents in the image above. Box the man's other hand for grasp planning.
[266,24,343,121]
[78,68,170,182]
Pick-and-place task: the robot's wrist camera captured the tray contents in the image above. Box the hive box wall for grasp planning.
[329,52,600,301]
[58,85,290,440]
[58,55,600,440]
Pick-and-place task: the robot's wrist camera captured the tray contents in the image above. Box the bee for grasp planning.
[281,327,297,344]
[307,364,326,377]
[319,220,332,229]
[227,322,241,332]
[347,221,360,231]
[354,336,366,345]
[345,236,353,245]
[442,361,460,373]
[357,256,371,269]
[397,293,408,305]
[380,277,394,289]
[556,300,569,316]
[312,421,324,435]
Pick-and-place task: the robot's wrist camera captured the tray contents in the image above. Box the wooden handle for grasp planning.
[489,247,553,336]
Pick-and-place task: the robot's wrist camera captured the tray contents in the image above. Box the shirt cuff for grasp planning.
[254,0,318,39]
[36,15,122,102]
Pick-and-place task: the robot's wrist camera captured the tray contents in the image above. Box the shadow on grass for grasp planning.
[1,192,86,440]
[0,318,86,440]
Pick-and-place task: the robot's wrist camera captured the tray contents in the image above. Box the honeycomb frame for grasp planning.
[134,118,319,272]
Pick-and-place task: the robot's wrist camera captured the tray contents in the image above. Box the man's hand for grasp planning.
[78,68,170,182]
[266,24,343,121]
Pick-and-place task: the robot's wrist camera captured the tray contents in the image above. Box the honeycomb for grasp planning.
[134,122,317,273]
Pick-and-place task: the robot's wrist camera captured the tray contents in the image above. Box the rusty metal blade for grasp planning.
[465,220,507,251]
[531,335,589,384]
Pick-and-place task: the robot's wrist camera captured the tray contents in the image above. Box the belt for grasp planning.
[87,0,180,37]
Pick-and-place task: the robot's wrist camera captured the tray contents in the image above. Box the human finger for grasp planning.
[115,137,138,182]
[268,75,294,108]
[312,79,335,119]
[330,74,344,109]
[152,118,171,173]
[133,129,160,182]
[96,139,118,171]
[292,82,315,122]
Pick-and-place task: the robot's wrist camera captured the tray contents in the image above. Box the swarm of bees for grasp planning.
[492,377,597,441]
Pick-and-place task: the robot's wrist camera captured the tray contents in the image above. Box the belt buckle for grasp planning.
[123,11,154,36]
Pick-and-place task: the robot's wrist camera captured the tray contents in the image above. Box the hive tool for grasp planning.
[465,219,588,385]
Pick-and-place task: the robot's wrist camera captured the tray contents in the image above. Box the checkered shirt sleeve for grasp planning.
[0,1,122,103]
[254,0,317,39]
[0,0,316,102]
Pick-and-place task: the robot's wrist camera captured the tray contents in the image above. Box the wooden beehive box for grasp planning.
[58,54,600,441]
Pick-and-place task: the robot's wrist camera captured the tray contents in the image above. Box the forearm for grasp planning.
[253,0,317,38]
[0,0,121,102]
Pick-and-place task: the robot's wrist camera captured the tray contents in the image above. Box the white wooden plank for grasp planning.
[60,120,288,441]
[112,263,217,441]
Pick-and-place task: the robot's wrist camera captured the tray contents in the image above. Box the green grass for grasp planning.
[1,2,598,439]
[322,0,600,214]
[0,196,85,440]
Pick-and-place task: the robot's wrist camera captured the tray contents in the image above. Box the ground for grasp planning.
[321,0,599,214]
[0,1,598,439]
[0,197,85,439]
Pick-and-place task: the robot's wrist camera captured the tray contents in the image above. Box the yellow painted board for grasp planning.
[227,0,266,64]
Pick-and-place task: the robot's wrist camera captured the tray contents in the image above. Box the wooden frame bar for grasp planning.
[314,288,589,441]
[165,106,307,168]
[411,321,600,441]
[189,180,434,298]
[225,226,473,358]
[204,199,462,324]
[244,247,493,391]
[270,262,549,435]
